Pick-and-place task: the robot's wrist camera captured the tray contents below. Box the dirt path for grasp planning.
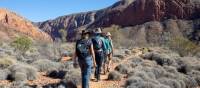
[80,50,143,88]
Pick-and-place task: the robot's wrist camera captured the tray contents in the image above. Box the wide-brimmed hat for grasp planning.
[106,32,111,36]
[81,30,90,35]
[94,28,102,34]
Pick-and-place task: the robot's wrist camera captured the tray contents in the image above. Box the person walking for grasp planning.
[72,30,96,88]
[92,28,106,82]
[103,32,113,73]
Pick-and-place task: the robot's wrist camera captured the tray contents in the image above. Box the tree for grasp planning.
[59,29,67,42]
[11,36,32,55]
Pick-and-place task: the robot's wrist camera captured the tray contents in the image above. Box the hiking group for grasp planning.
[72,28,114,88]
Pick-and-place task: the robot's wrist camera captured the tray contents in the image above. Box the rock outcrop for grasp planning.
[0,8,52,42]
[36,0,200,41]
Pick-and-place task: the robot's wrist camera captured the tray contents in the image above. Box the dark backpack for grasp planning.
[76,39,90,58]
[92,37,103,50]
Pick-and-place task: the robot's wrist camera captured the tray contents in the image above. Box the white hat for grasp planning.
[106,32,111,36]
[95,28,102,34]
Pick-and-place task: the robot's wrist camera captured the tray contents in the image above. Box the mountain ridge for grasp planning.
[36,0,200,41]
[0,8,52,42]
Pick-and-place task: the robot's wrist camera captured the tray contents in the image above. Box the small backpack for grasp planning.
[92,37,103,50]
[76,39,90,58]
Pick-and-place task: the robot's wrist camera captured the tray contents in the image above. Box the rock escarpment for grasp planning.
[37,0,200,41]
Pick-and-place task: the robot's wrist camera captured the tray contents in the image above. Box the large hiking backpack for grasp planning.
[92,37,103,50]
[76,39,90,58]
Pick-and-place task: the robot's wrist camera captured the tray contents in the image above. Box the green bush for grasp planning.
[169,37,200,56]
[59,29,67,42]
[11,36,32,54]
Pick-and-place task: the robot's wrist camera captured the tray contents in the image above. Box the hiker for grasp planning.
[102,32,114,74]
[92,28,106,82]
[72,30,96,88]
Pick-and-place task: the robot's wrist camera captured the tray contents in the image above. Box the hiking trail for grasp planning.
[79,49,143,88]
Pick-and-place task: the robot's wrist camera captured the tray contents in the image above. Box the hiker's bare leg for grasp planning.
[107,53,112,72]
[103,55,108,74]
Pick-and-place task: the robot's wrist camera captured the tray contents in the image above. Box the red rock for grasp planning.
[0,8,52,42]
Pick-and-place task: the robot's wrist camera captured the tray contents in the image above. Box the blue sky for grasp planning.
[0,0,117,22]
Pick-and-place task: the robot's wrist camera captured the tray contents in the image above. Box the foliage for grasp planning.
[168,37,200,56]
[9,64,38,81]
[108,71,122,81]
[103,25,132,48]
[59,29,67,42]
[11,36,32,54]
[31,59,63,72]
[0,69,10,80]
[0,56,16,69]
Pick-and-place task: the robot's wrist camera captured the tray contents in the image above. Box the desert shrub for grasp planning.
[141,60,157,67]
[115,64,131,74]
[150,66,166,79]
[10,81,31,88]
[126,81,159,88]
[107,71,122,81]
[47,69,66,79]
[163,66,178,74]
[0,56,16,69]
[168,37,200,56]
[182,75,198,88]
[9,64,38,81]
[63,69,81,87]
[141,52,154,60]
[188,70,200,86]
[133,71,156,81]
[125,76,144,88]
[61,61,74,70]
[59,29,67,42]
[13,72,27,81]
[158,78,182,88]
[151,53,176,66]
[103,25,135,48]
[31,59,62,72]
[175,59,192,74]
[128,57,143,68]
[11,36,32,55]
[0,69,10,80]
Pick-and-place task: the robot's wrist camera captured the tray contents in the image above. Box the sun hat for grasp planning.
[106,32,111,36]
[94,28,102,34]
[81,30,90,35]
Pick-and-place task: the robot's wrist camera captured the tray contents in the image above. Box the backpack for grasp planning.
[92,37,103,50]
[76,39,90,58]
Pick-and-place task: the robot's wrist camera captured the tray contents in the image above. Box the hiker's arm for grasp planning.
[111,40,114,55]
[90,44,96,67]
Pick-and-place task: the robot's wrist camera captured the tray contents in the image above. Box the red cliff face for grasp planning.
[91,0,200,27]
[37,0,200,40]
[0,9,52,42]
